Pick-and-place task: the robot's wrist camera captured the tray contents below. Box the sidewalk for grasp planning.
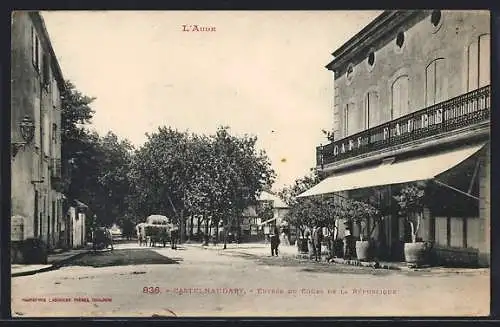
[185,243,488,274]
[11,248,91,277]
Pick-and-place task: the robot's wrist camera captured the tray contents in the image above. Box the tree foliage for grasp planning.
[60,81,135,228]
[128,126,275,246]
[61,84,276,242]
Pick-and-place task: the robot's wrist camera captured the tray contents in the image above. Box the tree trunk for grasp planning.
[197,215,201,240]
[179,209,185,243]
[189,215,194,240]
[357,221,362,241]
[410,221,416,243]
[223,215,228,250]
[236,214,241,244]
[203,215,209,246]
[214,223,219,245]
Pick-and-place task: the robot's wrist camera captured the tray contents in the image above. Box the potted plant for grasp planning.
[393,181,429,267]
[286,198,316,254]
[352,201,381,261]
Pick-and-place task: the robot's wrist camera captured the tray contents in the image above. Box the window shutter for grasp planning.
[468,41,479,91]
[435,59,447,104]
[479,34,490,88]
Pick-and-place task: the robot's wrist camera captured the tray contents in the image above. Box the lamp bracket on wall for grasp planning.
[11,142,27,158]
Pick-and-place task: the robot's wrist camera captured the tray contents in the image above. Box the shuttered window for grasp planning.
[426,58,447,106]
[468,34,490,91]
[365,91,379,128]
[391,75,409,119]
[344,103,359,137]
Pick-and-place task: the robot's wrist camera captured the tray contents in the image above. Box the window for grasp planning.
[467,34,490,91]
[431,10,442,27]
[478,34,490,87]
[43,113,50,156]
[346,64,354,84]
[430,10,443,33]
[426,58,447,106]
[367,52,375,66]
[42,53,51,89]
[364,91,379,128]
[344,102,359,136]
[344,105,349,137]
[391,75,409,119]
[52,123,58,143]
[34,95,41,148]
[31,26,40,71]
[396,32,405,48]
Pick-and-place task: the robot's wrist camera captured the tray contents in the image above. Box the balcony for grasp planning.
[317,85,490,167]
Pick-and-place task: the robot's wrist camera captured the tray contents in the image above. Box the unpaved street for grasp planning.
[11,243,490,317]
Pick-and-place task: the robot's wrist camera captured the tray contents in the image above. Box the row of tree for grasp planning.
[61,81,275,248]
[279,168,429,247]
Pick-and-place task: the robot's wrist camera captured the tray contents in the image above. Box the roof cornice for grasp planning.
[326,10,424,72]
[29,11,66,93]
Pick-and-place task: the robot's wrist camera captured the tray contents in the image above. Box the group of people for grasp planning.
[269,224,357,261]
[305,226,324,261]
[269,225,324,260]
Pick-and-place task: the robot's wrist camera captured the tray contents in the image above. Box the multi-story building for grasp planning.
[11,11,65,262]
[299,10,490,266]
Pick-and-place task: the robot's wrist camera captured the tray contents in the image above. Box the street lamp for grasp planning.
[11,115,35,158]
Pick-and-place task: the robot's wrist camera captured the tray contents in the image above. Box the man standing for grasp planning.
[270,226,280,256]
[312,226,323,262]
[170,225,179,250]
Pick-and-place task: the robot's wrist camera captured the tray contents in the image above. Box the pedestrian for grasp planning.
[343,226,353,259]
[312,226,323,262]
[270,226,280,256]
[170,225,179,250]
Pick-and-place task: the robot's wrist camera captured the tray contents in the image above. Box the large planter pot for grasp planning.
[404,242,428,267]
[297,238,308,254]
[355,240,371,261]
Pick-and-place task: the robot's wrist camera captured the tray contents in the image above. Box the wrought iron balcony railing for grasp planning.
[317,85,490,167]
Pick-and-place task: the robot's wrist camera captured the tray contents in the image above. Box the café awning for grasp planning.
[298,143,486,198]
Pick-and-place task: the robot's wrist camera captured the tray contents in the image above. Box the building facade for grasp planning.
[11,11,65,259]
[302,11,490,266]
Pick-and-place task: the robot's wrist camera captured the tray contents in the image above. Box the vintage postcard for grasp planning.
[10,10,490,317]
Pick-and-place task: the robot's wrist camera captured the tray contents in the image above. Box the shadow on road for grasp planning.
[60,249,181,268]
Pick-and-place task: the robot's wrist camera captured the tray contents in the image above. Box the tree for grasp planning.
[60,80,135,229]
[128,126,275,248]
[278,170,322,238]
[60,80,96,197]
[128,127,191,229]
[393,181,428,243]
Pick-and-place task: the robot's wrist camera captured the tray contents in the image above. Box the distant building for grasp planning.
[11,11,66,261]
[240,191,289,242]
[299,11,490,266]
[67,200,88,249]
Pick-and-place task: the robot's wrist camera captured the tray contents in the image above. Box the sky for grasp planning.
[41,10,382,190]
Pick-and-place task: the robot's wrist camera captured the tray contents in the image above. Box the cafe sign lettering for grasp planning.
[332,108,443,157]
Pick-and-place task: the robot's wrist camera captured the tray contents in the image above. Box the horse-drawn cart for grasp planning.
[136,215,179,249]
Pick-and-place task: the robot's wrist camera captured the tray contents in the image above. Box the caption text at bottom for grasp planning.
[143,287,399,296]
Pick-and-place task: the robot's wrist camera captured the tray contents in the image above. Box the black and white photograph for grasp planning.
[10,10,490,317]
